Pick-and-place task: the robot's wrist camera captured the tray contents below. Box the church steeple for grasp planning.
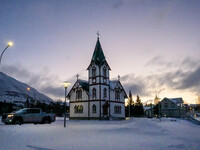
[91,38,106,65]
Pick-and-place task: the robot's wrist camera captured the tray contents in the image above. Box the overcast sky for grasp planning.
[0,0,200,104]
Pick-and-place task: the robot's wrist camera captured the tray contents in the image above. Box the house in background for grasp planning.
[67,37,127,120]
[160,97,186,118]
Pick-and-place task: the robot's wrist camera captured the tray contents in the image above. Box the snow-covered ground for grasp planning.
[1,117,200,150]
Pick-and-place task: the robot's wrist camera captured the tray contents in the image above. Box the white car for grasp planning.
[1,108,56,125]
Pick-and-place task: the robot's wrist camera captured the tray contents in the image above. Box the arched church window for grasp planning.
[74,105,77,113]
[114,105,121,114]
[115,90,120,101]
[92,88,96,99]
[76,90,82,100]
[103,88,107,99]
[103,67,107,77]
[92,67,96,77]
[77,105,83,113]
[92,104,96,113]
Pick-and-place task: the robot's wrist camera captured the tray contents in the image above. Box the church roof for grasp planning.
[66,79,89,99]
[78,79,89,93]
[91,38,106,65]
[87,38,111,70]
[110,80,128,98]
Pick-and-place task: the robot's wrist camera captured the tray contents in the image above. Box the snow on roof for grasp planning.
[164,97,184,104]
[143,106,152,110]
[109,80,119,90]
[78,79,89,92]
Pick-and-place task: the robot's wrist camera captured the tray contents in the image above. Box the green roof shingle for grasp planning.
[91,38,105,65]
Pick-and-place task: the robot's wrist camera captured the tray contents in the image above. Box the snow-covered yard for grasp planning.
[0,117,200,150]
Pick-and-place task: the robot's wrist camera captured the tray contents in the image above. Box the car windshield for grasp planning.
[15,109,27,114]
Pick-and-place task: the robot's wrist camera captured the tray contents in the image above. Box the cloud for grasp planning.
[178,66,200,90]
[121,57,200,99]
[120,73,151,96]
[1,64,64,99]
[40,86,64,98]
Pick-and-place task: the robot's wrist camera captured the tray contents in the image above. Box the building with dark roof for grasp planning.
[67,37,127,120]
[160,97,186,118]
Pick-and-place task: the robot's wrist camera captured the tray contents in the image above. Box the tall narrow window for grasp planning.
[103,67,107,77]
[74,106,77,113]
[115,90,120,101]
[76,90,82,100]
[92,88,96,99]
[92,67,96,77]
[92,105,96,113]
[164,103,168,108]
[103,88,107,99]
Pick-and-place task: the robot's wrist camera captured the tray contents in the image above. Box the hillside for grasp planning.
[0,72,54,104]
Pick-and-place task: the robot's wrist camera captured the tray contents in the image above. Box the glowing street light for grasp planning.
[62,81,71,127]
[0,41,13,69]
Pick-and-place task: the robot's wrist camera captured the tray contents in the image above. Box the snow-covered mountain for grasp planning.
[0,72,54,104]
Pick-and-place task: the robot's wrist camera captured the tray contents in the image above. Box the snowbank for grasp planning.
[0,118,200,150]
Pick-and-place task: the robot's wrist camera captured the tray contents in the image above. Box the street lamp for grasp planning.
[62,81,71,127]
[0,41,13,69]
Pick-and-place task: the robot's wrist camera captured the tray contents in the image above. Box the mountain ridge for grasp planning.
[0,72,54,104]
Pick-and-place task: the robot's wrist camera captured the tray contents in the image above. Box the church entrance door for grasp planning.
[103,101,109,116]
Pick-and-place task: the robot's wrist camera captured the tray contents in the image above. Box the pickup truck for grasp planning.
[1,108,56,125]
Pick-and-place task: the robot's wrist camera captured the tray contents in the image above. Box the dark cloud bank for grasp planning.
[2,56,200,100]
[2,65,66,99]
[121,57,200,97]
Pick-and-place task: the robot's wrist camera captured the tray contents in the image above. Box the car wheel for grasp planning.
[42,118,50,124]
[13,118,22,125]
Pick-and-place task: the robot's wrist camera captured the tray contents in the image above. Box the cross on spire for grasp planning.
[97,31,100,39]
[76,74,79,80]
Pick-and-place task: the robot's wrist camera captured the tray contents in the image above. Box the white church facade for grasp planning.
[67,37,127,120]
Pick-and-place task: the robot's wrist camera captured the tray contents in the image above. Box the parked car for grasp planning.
[1,108,56,125]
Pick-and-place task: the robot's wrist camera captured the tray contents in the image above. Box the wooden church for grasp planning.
[67,36,127,120]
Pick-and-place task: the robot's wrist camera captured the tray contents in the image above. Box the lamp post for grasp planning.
[62,81,71,127]
[0,42,13,70]
[157,88,165,120]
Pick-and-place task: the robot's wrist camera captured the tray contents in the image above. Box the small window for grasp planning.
[164,103,168,108]
[31,109,40,113]
[115,90,120,101]
[92,105,96,113]
[76,90,82,100]
[103,88,107,99]
[74,106,77,113]
[74,105,83,114]
[92,88,96,99]
[171,103,175,108]
[92,67,96,77]
[103,67,106,77]
[114,106,121,114]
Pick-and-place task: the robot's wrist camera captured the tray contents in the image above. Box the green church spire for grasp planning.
[91,38,106,65]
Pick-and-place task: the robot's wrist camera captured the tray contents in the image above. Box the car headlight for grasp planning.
[7,114,14,118]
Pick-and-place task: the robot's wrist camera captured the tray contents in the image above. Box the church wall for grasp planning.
[110,102,125,118]
[89,101,100,118]
[70,102,89,118]
[110,89,125,102]
[89,85,100,100]
[88,64,99,78]
[69,89,88,102]
[100,64,109,77]
[110,90,115,101]
[101,85,109,100]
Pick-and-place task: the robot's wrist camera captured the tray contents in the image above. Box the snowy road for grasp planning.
[0,117,200,150]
